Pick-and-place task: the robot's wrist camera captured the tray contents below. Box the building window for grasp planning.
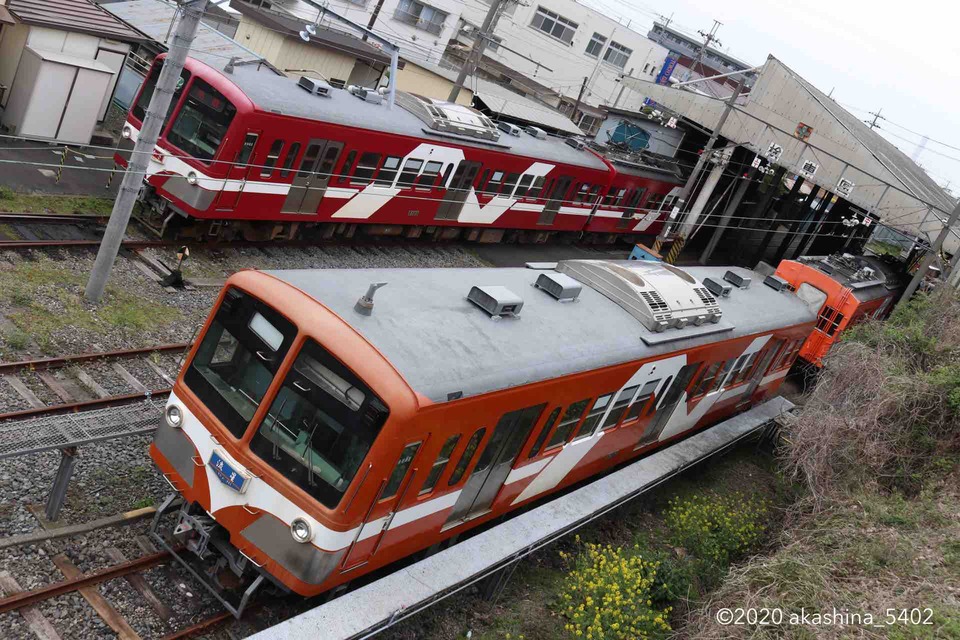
[585,32,606,57]
[603,41,632,69]
[394,0,447,36]
[530,6,578,45]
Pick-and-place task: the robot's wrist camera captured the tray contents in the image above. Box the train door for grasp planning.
[538,176,573,225]
[341,441,423,571]
[635,363,699,448]
[445,404,545,525]
[215,131,259,211]
[435,160,481,220]
[739,342,780,405]
[281,139,343,213]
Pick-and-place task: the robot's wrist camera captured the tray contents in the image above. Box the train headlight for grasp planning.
[165,404,183,428]
[122,125,133,139]
[290,517,313,543]
[186,171,199,186]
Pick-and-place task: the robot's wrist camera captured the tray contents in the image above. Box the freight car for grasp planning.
[116,55,682,242]
[149,259,815,614]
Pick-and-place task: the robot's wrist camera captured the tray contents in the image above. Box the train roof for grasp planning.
[793,254,904,303]
[224,64,609,172]
[265,261,816,404]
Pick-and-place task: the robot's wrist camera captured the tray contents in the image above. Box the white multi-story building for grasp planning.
[269,0,465,67]
[454,0,670,133]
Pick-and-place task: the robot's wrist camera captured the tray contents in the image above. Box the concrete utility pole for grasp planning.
[571,76,588,124]
[448,0,507,103]
[85,0,209,303]
[654,79,744,259]
[897,201,960,309]
[363,0,386,41]
[682,19,722,83]
[865,108,885,129]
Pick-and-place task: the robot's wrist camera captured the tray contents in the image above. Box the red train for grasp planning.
[149,259,815,614]
[116,55,682,242]
[773,253,903,368]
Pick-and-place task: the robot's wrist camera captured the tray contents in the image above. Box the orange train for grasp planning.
[149,259,816,614]
[773,254,903,368]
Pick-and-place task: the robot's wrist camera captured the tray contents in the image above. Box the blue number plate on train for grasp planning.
[208,449,249,493]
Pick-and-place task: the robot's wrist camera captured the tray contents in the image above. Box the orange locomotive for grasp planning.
[149,260,816,614]
[773,254,903,368]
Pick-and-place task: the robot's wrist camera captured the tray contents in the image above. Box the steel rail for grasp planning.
[0,389,171,422]
[0,550,172,614]
[160,611,236,640]
[0,213,108,225]
[0,342,189,376]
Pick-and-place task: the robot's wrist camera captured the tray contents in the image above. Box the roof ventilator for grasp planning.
[498,122,523,137]
[702,277,732,298]
[298,76,332,97]
[354,282,387,316]
[763,275,790,292]
[534,272,581,302]
[722,270,751,289]
[556,260,723,332]
[564,138,585,150]
[396,93,501,142]
[467,286,523,320]
[524,126,548,140]
[347,85,383,105]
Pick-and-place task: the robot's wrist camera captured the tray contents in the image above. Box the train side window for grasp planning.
[237,133,259,166]
[381,442,421,500]
[528,407,562,458]
[528,176,546,199]
[711,360,734,391]
[624,379,661,422]
[440,164,453,187]
[338,150,357,184]
[352,152,381,185]
[420,434,461,494]
[573,183,590,203]
[588,184,602,202]
[374,156,402,185]
[816,306,837,333]
[602,186,618,206]
[448,428,486,486]
[732,352,759,384]
[484,171,504,195]
[415,161,443,189]
[601,385,639,430]
[545,399,590,449]
[501,172,521,196]
[477,169,491,190]
[297,143,323,178]
[692,362,722,397]
[762,339,785,372]
[726,354,751,384]
[260,140,284,178]
[514,174,533,198]
[827,313,845,336]
[280,142,302,178]
[574,393,614,439]
[396,159,424,188]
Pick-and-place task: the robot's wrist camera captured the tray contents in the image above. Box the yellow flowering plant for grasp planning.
[664,492,768,567]
[557,541,672,639]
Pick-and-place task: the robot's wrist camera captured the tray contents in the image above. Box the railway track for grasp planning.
[0,537,239,639]
[0,343,188,423]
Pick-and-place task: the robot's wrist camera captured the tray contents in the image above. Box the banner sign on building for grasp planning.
[800,160,819,178]
[765,143,783,163]
[644,56,679,107]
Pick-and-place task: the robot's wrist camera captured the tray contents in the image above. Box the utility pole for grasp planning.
[652,79,744,257]
[897,201,960,309]
[363,0,386,41]
[85,0,209,303]
[865,108,885,129]
[571,76,588,124]
[682,19,722,82]
[612,67,634,109]
[448,0,507,103]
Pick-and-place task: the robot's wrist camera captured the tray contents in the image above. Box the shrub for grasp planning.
[558,539,672,639]
[784,289,960,498]
[664,493,768,567]
[0,186,13,200]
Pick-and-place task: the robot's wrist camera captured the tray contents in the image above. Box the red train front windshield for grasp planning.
[132,61,237,163]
